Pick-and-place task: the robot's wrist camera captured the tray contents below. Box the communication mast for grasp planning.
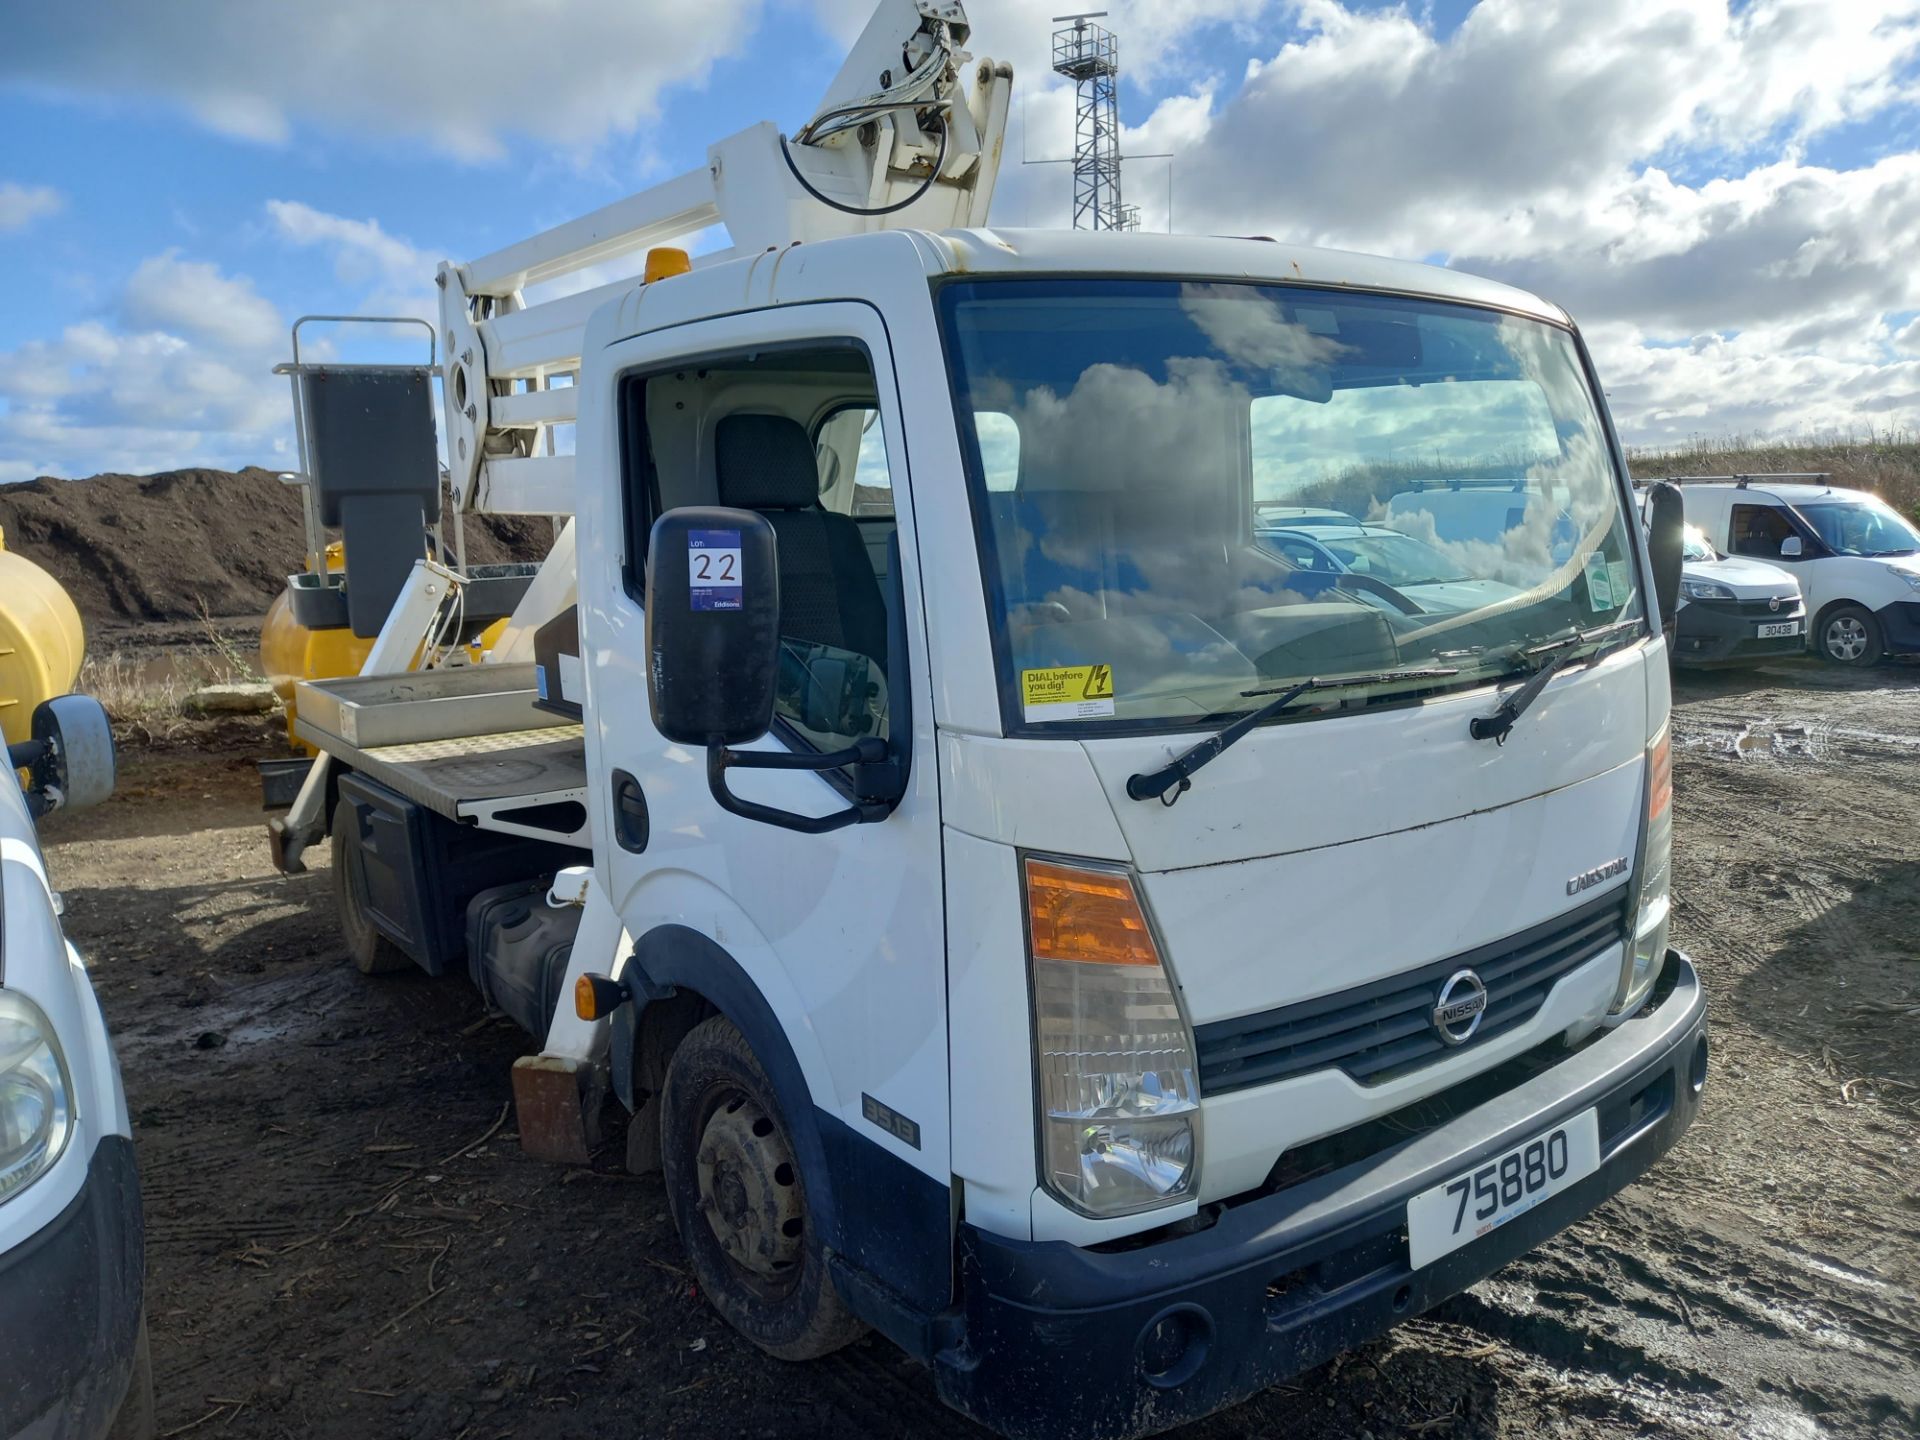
[1052,12,1137,230]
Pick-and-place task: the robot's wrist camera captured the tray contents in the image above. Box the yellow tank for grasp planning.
[0,526,86,747]
[260,544,374,751]
[259,543,510,751]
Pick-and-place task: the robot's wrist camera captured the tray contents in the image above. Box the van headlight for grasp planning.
[1681,580,1734,601]
[1025,857,1199,1217]
[0,993,74,1203]
[1614,725,1672,1016]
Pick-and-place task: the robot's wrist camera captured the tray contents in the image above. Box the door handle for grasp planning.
[612,771,649,853]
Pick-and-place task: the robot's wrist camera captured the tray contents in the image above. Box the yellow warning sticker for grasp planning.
[1021,664,1116,722]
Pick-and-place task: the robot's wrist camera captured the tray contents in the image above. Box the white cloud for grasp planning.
[266,201,430,286]
[0,320,287,480]
[1096,0,1920,444]
[0,245,289,481]
[0,181,62,233]
[121,251,283,354]
[266,200,438,322]
[1589,321,1920,448]
[7,0,1920,479]
[1,1,766,162]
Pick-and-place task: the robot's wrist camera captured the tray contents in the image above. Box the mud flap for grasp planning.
[624,1095,663,1176]
[510,1055,604,1166]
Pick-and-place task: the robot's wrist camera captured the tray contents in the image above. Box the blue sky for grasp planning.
[2,0,1918,482]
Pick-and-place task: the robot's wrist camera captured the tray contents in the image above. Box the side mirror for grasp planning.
[9,694,116,820]
[643,506,897,836]
[1780,535,1804,558]
[644,507,780,745]
[1644,481,1685,631]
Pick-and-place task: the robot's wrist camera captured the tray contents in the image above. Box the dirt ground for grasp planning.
[32,661,1920,1440]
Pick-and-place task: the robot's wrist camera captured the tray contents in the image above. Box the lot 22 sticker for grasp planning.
[689,528,742,611]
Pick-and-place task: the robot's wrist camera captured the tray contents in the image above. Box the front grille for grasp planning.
[1194,887,1632,1096]
[1689,596,1802,617]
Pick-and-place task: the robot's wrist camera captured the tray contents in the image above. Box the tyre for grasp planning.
[330,820,412,975]
[1816,604,1882,666]
[105,1315,154,1440]
[660,1015,865,1361]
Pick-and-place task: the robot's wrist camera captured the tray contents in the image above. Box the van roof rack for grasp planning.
[1395,477,1532,492]
[1647,472,1831,490]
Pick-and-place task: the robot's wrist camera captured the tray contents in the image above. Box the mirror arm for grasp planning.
[707,737,897,834]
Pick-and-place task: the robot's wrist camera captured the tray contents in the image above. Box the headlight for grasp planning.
[1681,580,1735,601]
[1025,857,1199,1217]
[1899,570,1920,591]
[1613,726,1672,1016]
[0,992,74,1203]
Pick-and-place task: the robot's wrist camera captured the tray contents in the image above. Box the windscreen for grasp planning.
[1796,496,1920,557]
[941,278,1645,731]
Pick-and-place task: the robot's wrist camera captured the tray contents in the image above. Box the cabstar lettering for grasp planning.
[1566,856,1629,895]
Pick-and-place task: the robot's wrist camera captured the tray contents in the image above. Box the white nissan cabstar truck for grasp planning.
[265,5,1708,1435]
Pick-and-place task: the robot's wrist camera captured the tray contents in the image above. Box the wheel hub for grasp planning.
[694,1094,803,1281]
[1828,617,1866,661]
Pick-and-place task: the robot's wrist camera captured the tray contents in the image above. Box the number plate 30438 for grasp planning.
[1405,1108,1601,1270]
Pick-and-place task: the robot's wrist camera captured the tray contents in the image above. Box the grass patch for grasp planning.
[78,605,272,741]
[1626,427,1920,519]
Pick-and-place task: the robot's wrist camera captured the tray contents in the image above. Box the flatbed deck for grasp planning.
[292,666,590,847]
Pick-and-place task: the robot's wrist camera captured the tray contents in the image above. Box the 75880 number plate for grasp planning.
[1406,1108,1601,1269]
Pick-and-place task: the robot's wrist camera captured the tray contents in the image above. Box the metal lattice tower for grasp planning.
[1052,13,1136,230]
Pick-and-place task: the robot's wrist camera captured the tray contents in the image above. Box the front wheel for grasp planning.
[1817,604,1882,666]
[660,1016,865,1361]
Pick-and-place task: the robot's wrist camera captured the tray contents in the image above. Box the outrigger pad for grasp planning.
[511,1055,598,1166]
[301,368,440,638]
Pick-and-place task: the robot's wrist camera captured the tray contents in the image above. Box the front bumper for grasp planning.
[1673,602,1806,664]
[0,1136,144,1440]
[934,950,1708,1440]
[1873,599,1920,655]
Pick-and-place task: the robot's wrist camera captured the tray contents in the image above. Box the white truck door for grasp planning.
[573,301,952,1285]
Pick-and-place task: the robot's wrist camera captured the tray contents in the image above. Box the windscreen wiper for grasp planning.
[1469,617,1644,746]
[1126,665,1462,805]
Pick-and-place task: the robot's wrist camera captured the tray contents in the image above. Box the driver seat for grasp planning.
[714,413,889,666]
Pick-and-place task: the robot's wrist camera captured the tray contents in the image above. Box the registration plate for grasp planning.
[1756,620,1800,639]
[1406,1109,1601,1269]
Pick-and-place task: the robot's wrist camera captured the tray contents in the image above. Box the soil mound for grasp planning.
[0,467,549,631]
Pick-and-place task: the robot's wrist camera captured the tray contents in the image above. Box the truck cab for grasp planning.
[1676,478,1920,665]
[562,227,1707,1436]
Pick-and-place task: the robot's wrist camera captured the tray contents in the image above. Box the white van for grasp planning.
[1,697,148,1440]
[1675,477,1920,665]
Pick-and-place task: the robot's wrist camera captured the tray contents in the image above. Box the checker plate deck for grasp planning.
[294,719,587,821]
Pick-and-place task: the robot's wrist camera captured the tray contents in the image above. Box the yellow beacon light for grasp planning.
[644,247,692,283]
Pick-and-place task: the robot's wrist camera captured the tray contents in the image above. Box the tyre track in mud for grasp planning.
[1452,660,1920,1438]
